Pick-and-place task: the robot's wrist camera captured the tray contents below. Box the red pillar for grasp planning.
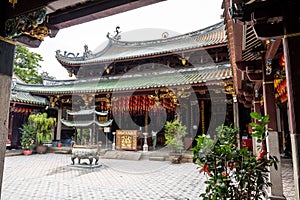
[283,35,300,200]
[262,65,285,199]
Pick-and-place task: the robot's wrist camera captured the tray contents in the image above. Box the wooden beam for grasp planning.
[5,0,55,18]
[236,60,262,71]
[48,0,165,29]
[265,39,281,62]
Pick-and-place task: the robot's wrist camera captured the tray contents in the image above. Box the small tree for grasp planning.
[14,45,44,84]
[28,113,56,145]
[191,113,278,199]
[20,124,36,150]
[164,120,187,153]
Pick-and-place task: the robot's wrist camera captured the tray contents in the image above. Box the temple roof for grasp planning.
[67,108,108,116]
[55,22,226,66]
[10,91,49,105]
[14,64,232,95]
[61,119,113,127]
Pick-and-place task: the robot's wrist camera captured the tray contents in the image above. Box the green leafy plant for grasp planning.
[191,113,278,200]
[13,45,44,84]
[28,113,56,145]
[164,120,187,153]
[20,123,36,150]
[249,112,270,143]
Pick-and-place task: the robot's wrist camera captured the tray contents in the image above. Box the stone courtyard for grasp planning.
[2,152,296,199]
[2,153,205,200]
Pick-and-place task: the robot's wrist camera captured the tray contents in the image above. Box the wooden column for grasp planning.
[0,37,15,196]
[80,128,83,145]
[283,35,300,200]
[145,110,149,133]
[262,66,285,199]
[200,100,205,134]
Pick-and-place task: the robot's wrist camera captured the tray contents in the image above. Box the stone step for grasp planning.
[149,156,165,161]
[48,147,71,154]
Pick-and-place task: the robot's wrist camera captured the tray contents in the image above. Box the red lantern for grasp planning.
[279,54,285,67]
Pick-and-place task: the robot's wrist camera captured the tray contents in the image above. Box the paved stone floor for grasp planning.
[281,159,296,200]
[2,153,296,200]
[2,154,206,200]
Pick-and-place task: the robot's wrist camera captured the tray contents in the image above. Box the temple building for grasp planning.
[7,74,49,149]
[11,22,235,150]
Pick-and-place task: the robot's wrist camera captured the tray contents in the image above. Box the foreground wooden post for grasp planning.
[0,37,15,196]
[283,35,300,200]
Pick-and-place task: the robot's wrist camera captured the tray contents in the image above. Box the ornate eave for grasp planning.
[10,91,49,106]
[61,119,113,127]
[67,108,108,116]
[14,64,232,95]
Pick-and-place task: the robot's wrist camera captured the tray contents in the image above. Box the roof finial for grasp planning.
[83,44,92,58]
[107,26,121,40]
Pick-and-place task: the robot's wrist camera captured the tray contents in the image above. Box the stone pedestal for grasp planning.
[266,131,285,200]
[143,132,148,152]
[291,134,300,200]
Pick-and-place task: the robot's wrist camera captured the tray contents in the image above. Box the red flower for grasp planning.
[222,171,229,177]
[256,150,266,161]
[199,164,211,176]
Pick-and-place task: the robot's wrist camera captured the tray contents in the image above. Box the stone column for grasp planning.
[56,106,62,140]
[232,95,240,149]
[283,35,300,200]
[262,66,285,199]
[252,95,261,156]
[0,37,15,195]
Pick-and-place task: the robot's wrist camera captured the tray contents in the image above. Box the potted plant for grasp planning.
[190,113,278,199]
[20,123,36,155]
[28,113,56,154]
[164,120,187,163]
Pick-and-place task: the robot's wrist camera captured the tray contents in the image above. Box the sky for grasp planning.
[30,0,224,80]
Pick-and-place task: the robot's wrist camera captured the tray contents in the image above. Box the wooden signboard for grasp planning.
[116,130,140,150]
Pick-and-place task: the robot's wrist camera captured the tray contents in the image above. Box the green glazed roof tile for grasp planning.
[14,64,232,95]
[10,91,49,105]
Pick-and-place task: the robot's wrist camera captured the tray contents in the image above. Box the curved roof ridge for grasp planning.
[55,40,113,62]
[55,21,226,65]
[90,39,113,57]
[109,21,225,46]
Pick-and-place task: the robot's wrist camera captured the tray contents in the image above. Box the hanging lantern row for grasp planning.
[11,107,33,113]
[273,53,287,104]
[129,95,156,115]
[274,78,284,88]
[274,79,287,103]
[99,101,110,111]
[275,79,286,94]
[111,95,178,114]
[279,54,285,67]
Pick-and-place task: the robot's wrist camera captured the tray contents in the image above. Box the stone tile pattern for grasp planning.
[2,154,295,200]
[2,154,206,200]
[281,159,296,200]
